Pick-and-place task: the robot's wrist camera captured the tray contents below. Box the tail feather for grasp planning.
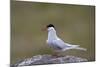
[62,43,87,51]
[65,43,80,47]
[74,47,87,51]
[62,45,80,51]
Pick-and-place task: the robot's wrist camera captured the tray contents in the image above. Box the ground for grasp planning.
[11,54,88,67]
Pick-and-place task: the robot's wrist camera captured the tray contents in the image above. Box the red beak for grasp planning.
[41,27,47,31]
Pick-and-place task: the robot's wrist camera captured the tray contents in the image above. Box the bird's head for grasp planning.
[46,24,55,28]
[42,24,55,31]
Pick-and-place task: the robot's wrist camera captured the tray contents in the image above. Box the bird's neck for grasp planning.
[47,27,58,41]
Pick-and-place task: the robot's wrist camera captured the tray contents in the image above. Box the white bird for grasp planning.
[44,24,86,56]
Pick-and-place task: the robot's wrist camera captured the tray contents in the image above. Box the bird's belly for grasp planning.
[46,40,53,45]
[46,40,63,50]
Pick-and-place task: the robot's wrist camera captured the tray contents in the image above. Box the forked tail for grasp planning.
[74,47,87,51]
[62,43,87,51]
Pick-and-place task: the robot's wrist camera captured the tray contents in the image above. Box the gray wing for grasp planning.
[52,39,71,50]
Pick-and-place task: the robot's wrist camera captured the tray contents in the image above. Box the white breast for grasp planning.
[47,27,58,41]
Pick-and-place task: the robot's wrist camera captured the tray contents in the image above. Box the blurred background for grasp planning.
[11,1,95,64]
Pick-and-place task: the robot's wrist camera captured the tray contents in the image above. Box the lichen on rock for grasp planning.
[12,55,87,67]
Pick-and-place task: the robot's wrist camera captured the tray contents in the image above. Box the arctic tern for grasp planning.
[43,24,86,56]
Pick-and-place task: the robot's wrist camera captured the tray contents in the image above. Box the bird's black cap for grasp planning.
[46,24,55,28]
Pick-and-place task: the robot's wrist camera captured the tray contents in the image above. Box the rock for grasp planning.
[12,55,87,67]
